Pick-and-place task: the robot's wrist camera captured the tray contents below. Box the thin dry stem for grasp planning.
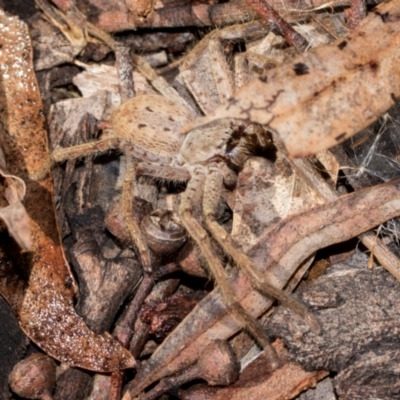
[244,0,309,51]
[122,156,152,273]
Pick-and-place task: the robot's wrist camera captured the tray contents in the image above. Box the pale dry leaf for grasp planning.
[48,90,113,147]
[0,203,31,250]
[0,8,135,372]
[315,150,340,185]
[0,144,31,249]
[126,0,155,20]
[72,62,157,107]
[124,179,400,398]
[231,154,324,252]
[182,0,400,157]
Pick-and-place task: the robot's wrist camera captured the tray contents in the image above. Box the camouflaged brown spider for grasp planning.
[51,21,319,365]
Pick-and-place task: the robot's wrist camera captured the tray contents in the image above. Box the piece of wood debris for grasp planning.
[266,252,400,400]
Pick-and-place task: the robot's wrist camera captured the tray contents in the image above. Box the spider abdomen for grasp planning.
[111,94,192,159]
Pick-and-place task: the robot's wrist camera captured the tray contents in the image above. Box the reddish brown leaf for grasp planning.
[0,9,135,372]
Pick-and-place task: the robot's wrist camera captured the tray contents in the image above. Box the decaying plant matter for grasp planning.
[4,0,400,398]
[50,20,321,364]
[266,252,400,399]
[124,175,400,398]
[8,353,56,400]
[58,0,381,31]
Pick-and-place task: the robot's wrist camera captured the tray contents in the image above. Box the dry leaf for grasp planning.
[131,153,326,399]
[266,253,400,399]
[72,62,157,107]
[0,143,31,249]
[29,10,84,71]
[231,154,324,252]
[315,150,340,185]
[182,0,400,157]
[0,203,31,250]
[125,0,155,20]
[0,9,135,372]
[48,91,112,147]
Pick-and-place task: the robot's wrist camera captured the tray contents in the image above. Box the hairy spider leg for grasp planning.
[179,167,281,369]
[203,162,321,333]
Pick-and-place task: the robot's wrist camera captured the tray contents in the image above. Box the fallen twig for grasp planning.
[272,135,400,283]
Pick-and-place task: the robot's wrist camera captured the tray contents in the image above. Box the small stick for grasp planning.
[113,274,154,347]
[244,0,309,52]
[80,0,384,31]
[115,44,135,102]
[113,273,180,350]
[346,0,367,29]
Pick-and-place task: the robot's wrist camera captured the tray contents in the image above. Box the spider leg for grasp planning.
[123,159,192,272]
[203,163,321,333]
[52,139,153,272]
[33,138,123,180]
[123,156,152,273]
[179,168,281,368]
[136,162,191,182]
[51,137,125,162]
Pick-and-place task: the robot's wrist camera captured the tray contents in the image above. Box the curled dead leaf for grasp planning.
[0,203,31,250]
[0,144,31,249]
